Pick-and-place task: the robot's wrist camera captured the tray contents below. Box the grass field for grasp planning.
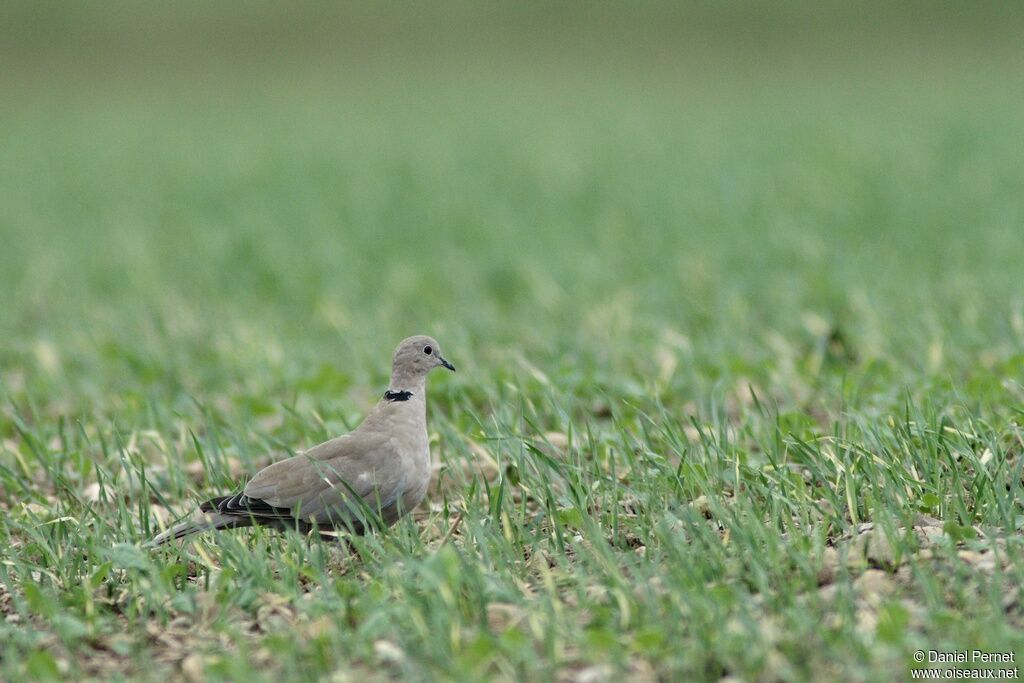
[2,3,1024,681]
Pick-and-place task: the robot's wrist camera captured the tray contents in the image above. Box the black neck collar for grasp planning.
[384,389,413,402]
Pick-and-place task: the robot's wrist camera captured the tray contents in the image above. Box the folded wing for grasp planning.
[235,431,404,531]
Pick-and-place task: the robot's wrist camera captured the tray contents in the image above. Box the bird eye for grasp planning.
[424,346,433,355]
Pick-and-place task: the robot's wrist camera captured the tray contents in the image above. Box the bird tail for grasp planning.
[148,497,250,546]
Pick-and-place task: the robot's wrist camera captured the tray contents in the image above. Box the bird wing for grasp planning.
[241,431,405,528]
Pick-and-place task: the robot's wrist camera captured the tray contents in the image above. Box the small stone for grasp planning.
[226,457,245,478]
[543,432,569,451]
[185,461,206,481]
[487,603,524,632]
[23,503,49,517]
[900,599,928,627]
[854,527,900,568]
[914,526,945,546]
[854,569,896,606]
[82,482,102,502]
[856,606,879,635]
[563,664,613,683]
[373,639,405,664]
[585,585,609,602]
[181,654,206,683]
[818,584,840,604]
[957,550,996,572]
[1001,587,1019,611]
[817,547,840,585]
[761,650,796,682]
[914,514,942,528]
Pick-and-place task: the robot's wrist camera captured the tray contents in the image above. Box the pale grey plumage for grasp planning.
[150,335,454,545]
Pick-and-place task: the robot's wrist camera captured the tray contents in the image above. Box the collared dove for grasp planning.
[150,335,455,545]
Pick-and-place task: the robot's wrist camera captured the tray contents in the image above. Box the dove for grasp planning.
[150,335,455,545]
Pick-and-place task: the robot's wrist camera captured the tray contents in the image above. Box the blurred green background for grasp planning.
[3,3,1024,681]
[1,1,1023,405]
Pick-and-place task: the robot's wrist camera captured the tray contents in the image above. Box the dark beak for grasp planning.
[440,357,456,372]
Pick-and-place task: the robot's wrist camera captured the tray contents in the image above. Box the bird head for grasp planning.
[390,335,455,388]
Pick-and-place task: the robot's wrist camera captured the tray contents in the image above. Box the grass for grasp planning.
[2,3,1024,681]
